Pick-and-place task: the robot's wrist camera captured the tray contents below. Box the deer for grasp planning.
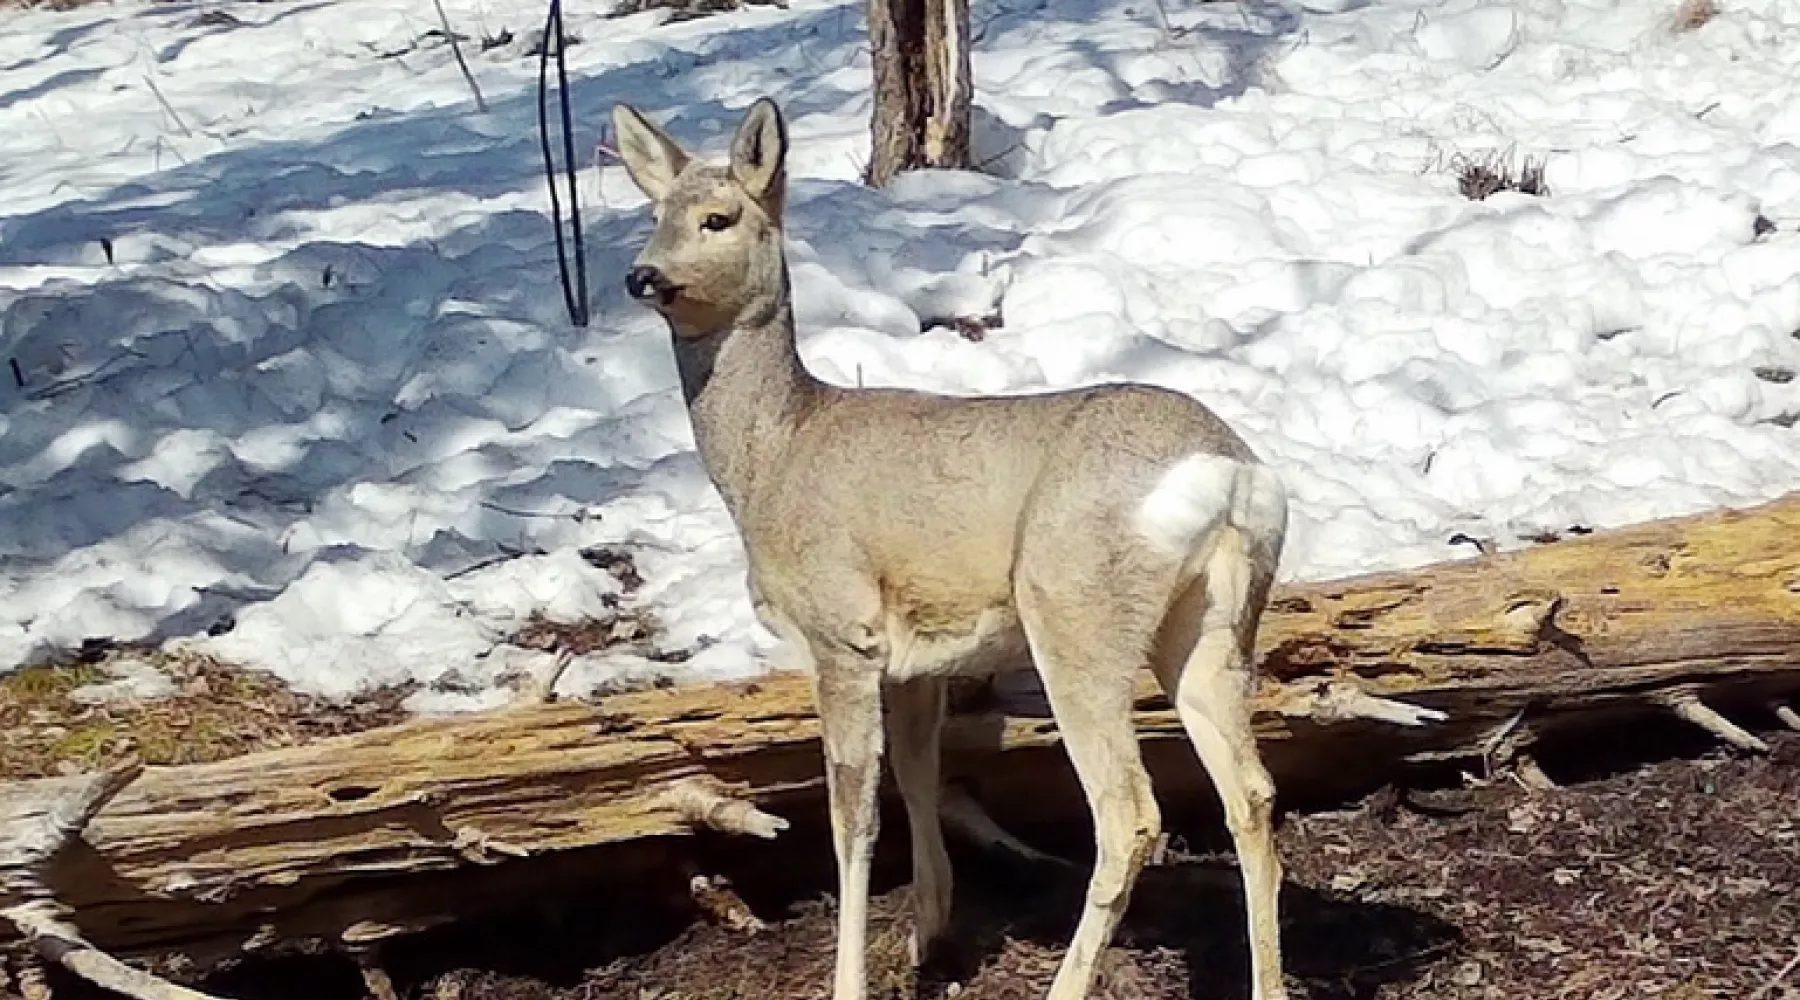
[611,96,1292,1000]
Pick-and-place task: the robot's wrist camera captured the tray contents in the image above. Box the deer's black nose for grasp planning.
[625,265,667,301]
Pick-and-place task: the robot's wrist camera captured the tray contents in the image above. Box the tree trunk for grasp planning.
[4,495,1800,972]
[866,0,972,186]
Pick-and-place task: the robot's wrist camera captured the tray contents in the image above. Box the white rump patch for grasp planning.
[1136,455,1288,555]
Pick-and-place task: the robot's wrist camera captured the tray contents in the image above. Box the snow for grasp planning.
[2,0,1799,706]
[66,655,180,705]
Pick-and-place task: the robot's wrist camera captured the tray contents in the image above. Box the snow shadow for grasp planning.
[0,1,892,675]
[0,0,1308,682]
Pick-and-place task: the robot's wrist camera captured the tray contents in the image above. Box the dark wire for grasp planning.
[537,0,589,327]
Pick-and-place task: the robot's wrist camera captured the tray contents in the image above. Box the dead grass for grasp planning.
[607,0,785,23]
[0,0,104,10]
[0,650,411,780]
[921,311,1005,343]
[1452,150,1550,201]
[501,546,706,695]
[1671,0,1720,33]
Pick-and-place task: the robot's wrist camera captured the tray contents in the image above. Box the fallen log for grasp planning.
[0,764,235,1000]
[4,494,1800,977]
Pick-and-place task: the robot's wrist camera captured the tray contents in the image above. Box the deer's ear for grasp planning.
[612,104,690,202]
[729,98,788,207]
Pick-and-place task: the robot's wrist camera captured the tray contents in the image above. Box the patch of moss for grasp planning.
[5,661,107,701]
[1,651,412,780]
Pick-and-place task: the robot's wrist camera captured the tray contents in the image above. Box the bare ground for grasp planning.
[157,726,1797,1000]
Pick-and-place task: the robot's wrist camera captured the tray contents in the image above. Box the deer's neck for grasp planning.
[669,273,821,521]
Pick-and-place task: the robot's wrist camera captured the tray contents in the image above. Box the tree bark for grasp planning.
[3,495,1799,972]
[866,0,972,186]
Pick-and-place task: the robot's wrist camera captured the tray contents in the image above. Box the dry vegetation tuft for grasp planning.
[0,651,411,780]
[607,0,785,22]
[503,546,701,687]
[1671,0,1720,33]
[1452,150,1550,201]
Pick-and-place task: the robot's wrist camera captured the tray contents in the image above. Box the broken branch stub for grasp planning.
[659,777,790,839]
[0,764,143,874]
[1661,690,1771,753]
[1775,704,1800,733]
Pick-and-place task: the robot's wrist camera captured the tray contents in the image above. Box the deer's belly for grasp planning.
[883,603,1029,682]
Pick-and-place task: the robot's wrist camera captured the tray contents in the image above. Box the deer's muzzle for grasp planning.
[626,265,681,306]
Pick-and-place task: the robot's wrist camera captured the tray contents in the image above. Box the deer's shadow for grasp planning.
[919,840,1459,1000]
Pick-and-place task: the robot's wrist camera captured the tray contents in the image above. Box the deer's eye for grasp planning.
[700,212,735,232]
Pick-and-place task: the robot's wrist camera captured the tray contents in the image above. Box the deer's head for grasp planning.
[612,97,790,335]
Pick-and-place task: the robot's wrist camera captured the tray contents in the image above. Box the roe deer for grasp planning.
[612,96,1291,1000]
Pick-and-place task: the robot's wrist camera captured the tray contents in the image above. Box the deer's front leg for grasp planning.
[813,647,885,1000]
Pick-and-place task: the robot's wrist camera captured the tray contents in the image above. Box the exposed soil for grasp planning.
[170,728,1798,1000]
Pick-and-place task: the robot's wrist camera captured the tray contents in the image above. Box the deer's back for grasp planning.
[737,379,1259,678]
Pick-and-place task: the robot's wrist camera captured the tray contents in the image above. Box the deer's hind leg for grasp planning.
[1014,534,1176,1000]
[1150,523,1288,1000]
[884,676,952,966]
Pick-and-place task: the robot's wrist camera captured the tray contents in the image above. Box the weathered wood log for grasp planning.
[4,494,1800,973]
[1,764,237,1000]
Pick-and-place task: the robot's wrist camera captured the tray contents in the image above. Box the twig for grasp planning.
[5,903,232,1000]
[1,763,142,866]
[140,74,192,138]
[973,140,1023,174]
[1660,691,1769,753]
[1751,941,1800,1000]
[477,500,589,521]
[149,135,189,170]
[25,349,147,401]
[431,0,488,112]
[1314,939,1457,988]
[1148,0,1192,39]
[522,648,574,705]
[1477,708,1529,766]
[442,554,516,581]
[593,139,623,208]
[448,825,529,864]
[443,545,539,581]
